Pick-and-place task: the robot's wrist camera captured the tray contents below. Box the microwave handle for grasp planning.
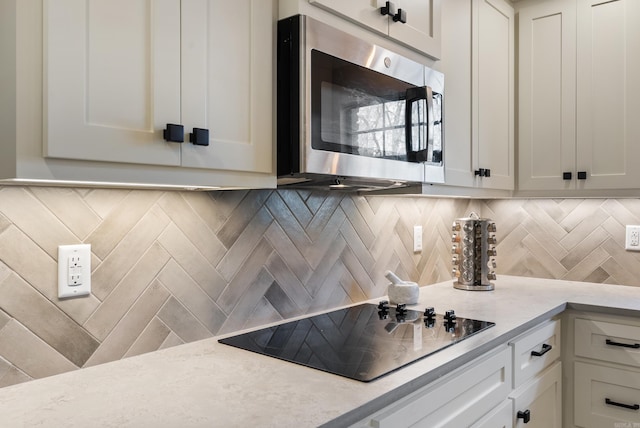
[405,86,434,163]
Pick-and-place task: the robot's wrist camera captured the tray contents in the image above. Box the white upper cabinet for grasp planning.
[306,0,442,58]
[440,0,514,191]
[36,0,275,188]
[576,0,640,189]
[518,0,640,193]
[517,0,576,192]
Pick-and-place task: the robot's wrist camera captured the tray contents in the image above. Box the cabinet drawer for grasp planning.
[575,317,640,368]
[575,362,640,427]
[510,319,561,388]
[363,346,511,428]
[510,362,562,428]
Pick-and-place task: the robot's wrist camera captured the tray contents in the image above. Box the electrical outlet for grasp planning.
[625,226,640,251]
[58,244,92,298]
[413,225,423,252]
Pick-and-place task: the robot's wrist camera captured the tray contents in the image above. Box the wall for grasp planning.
[0,186,476,387]
[1,187,639,387]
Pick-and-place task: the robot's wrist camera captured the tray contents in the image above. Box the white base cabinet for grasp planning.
[510,362,562,428]
[350,346,512,428]
[565,311,640,428]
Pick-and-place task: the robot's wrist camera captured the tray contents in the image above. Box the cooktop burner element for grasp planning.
[218,302,495,382]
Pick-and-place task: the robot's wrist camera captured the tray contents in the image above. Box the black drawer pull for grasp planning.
[531,343,552,357]
[605,398,640,411]
[517,409,531,423]
[606,339,640,349]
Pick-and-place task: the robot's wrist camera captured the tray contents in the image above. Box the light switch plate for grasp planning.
[413,225,423,252]
[58,244,91,298]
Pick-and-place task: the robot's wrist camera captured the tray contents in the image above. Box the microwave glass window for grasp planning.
[312,50,414,161]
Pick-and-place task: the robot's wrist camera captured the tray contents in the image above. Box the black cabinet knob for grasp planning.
[474,168,490,177]
[517,410,531,423]
[163,124,184,143]
[380,1,396,17]
[577,171,587,180]
[393,8,407,23]
[563,172,572,180]
[190,128,210,146]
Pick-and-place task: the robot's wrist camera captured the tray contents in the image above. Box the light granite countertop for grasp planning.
[0,275,639,427]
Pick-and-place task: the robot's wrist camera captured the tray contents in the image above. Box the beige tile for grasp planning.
[91,205,171,300]
[302,207,346,269]
[30,187,101,240]
[0,366,31,388]
[0,187,78,258]
[0,320,77,378]
[0,274,99,366]
[158,224,227,300]
[179,191,227,232]
[84,280,170,367]
[0,226,100,324]
[158,260,226,334]
[157,298,212,343]
[158,331,184,350]
[217,238,274,314]
[219,268,276,334]
[123,318,171,359]
[264,251,312,311]
[158,192,227,265]
[216,190,271,248]
[84,243,171,341]
[87,190,163,259]
[0,260,10,284]
[217,207,274,282]
[0,212,10,233]
[563,247,610,282]
[264,222,313,285]
[82,188,129,218]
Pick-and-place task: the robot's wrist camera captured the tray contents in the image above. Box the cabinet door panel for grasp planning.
[517,0,576,191]
[577,0,640,189]
[308,0,388,35]
[473,0,514,190]
[510,362,562,428]
[181,0,274,173]
[44,0,182,166]
[390,0,441,59]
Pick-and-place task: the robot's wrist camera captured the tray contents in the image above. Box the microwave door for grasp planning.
[405,86,434,163]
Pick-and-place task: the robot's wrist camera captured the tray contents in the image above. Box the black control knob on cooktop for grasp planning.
[444,310,457,322]
[423,307,436,319]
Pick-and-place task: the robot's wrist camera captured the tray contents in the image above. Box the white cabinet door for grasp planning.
[308,0,441,58]
[576,0,640,189]
[307,0,388,34]
[510,362,562,428]
[517,0,576,191]
[45,0,274,175]
[471,399,513,428]
[390,0,441,59]
[440,0,514,190]
[44,0,182,166]
[181,0,274,173]
[473,0,514,190]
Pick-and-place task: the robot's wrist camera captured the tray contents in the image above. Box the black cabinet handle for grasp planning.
[517,409,531,423]
[606,339,640,349]
[475,168,491,178]
[605,398,640,411]
[531,343,552,357]
[163,124,184,143]
[393,8,407,23]
[190,128,210,146]
[380,1,396,17]
[577,171,587,180]
[563,172,572,180]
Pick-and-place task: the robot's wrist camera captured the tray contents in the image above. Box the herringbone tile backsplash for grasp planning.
[0,187,639,387]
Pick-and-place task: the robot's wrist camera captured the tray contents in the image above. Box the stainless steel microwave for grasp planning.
[277,15,444,191]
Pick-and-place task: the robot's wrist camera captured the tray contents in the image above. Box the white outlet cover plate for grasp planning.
[58,244,92,298]
[625,225,640,251]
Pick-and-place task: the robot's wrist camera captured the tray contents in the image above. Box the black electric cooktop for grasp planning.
[218,302,495,382]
